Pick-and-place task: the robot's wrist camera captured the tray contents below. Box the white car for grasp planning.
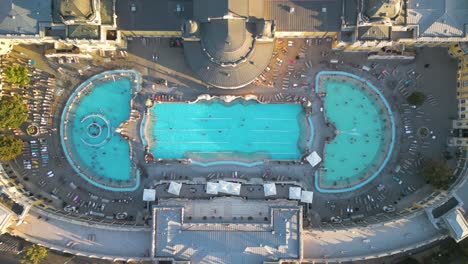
[383,205,395,213]
[64,205,76,213]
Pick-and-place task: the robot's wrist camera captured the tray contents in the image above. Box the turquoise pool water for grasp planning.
[61,72,138,190]
[316,72,394,192]
[147,99,307,160]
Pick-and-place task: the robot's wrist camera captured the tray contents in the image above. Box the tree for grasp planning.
[20,244,48,264]
[422,159,453,190]
[0,95,28,128]
[0,135,23,161]
[407,91,426,106]
[3,65,30,87]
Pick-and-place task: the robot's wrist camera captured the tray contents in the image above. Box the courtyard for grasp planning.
[0,38,461,230]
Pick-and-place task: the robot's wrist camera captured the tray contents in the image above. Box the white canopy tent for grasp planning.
[301,191,314,204]
[142,189,156,201]
[168,182,182,196]
[306,151,322,167]
[218,180,241,195]
[289,187,302,200]
[206,182,219,195]
[263,183,277,196]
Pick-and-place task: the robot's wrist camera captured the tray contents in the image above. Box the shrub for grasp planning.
[4,65,30,87]
[0,95,28,128]
[407,91,426,106]
[423,159,452,190]
[20,244,48,264]
[0,135,23,161]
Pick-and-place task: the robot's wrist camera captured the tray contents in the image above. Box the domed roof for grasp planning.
[184,39,274,89]
[183,0,273,89]
[183,20,199,34]
[200,20,254,64]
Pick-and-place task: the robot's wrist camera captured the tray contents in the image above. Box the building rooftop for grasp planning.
[183,0,275,89]
[152,198,301,263]
[364,0,402,21]
[67,25,100,39]
[461,42,468,54]
[0,205,11,233]
[184,39,274,88]
[358,25,391,40]
[159,197,298,221]
[344,0,358,27]
[264,0,342,32]
[0,0,52,35]
[442,208,468,242]
[116,0,192,31]
[407,0,468,38]
[59,0,96,23]
[193,0,264,21]
[116,0,343,34]
[432,196,459,218]
[200,19,254,63]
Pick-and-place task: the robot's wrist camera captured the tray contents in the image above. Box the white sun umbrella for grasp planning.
[228,182,241,195]
[218,180,241,195]
[263,183,277,196]
[168,182,182,196]
[289,187,302,200]
[218,181,230,194]
[301,191,314,204]
[206,182,218,195]
[306,151,322,167]
[142,189,156,201]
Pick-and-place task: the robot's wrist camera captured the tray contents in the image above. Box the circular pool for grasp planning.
[315,71,395,193]
[60,70,141,191]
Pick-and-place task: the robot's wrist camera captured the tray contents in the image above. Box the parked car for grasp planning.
[64,205,76,213]
[392,176,403,184]
[383,205,395,213]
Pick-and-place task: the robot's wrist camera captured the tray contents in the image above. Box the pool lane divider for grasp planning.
[314,71,396,193]
[191,160,265,167]
[60,70,141,192]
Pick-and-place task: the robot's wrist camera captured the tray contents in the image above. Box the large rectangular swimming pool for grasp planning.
[146,100,306,161]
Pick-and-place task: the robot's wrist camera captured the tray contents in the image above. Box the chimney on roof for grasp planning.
[288,6,295,13]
